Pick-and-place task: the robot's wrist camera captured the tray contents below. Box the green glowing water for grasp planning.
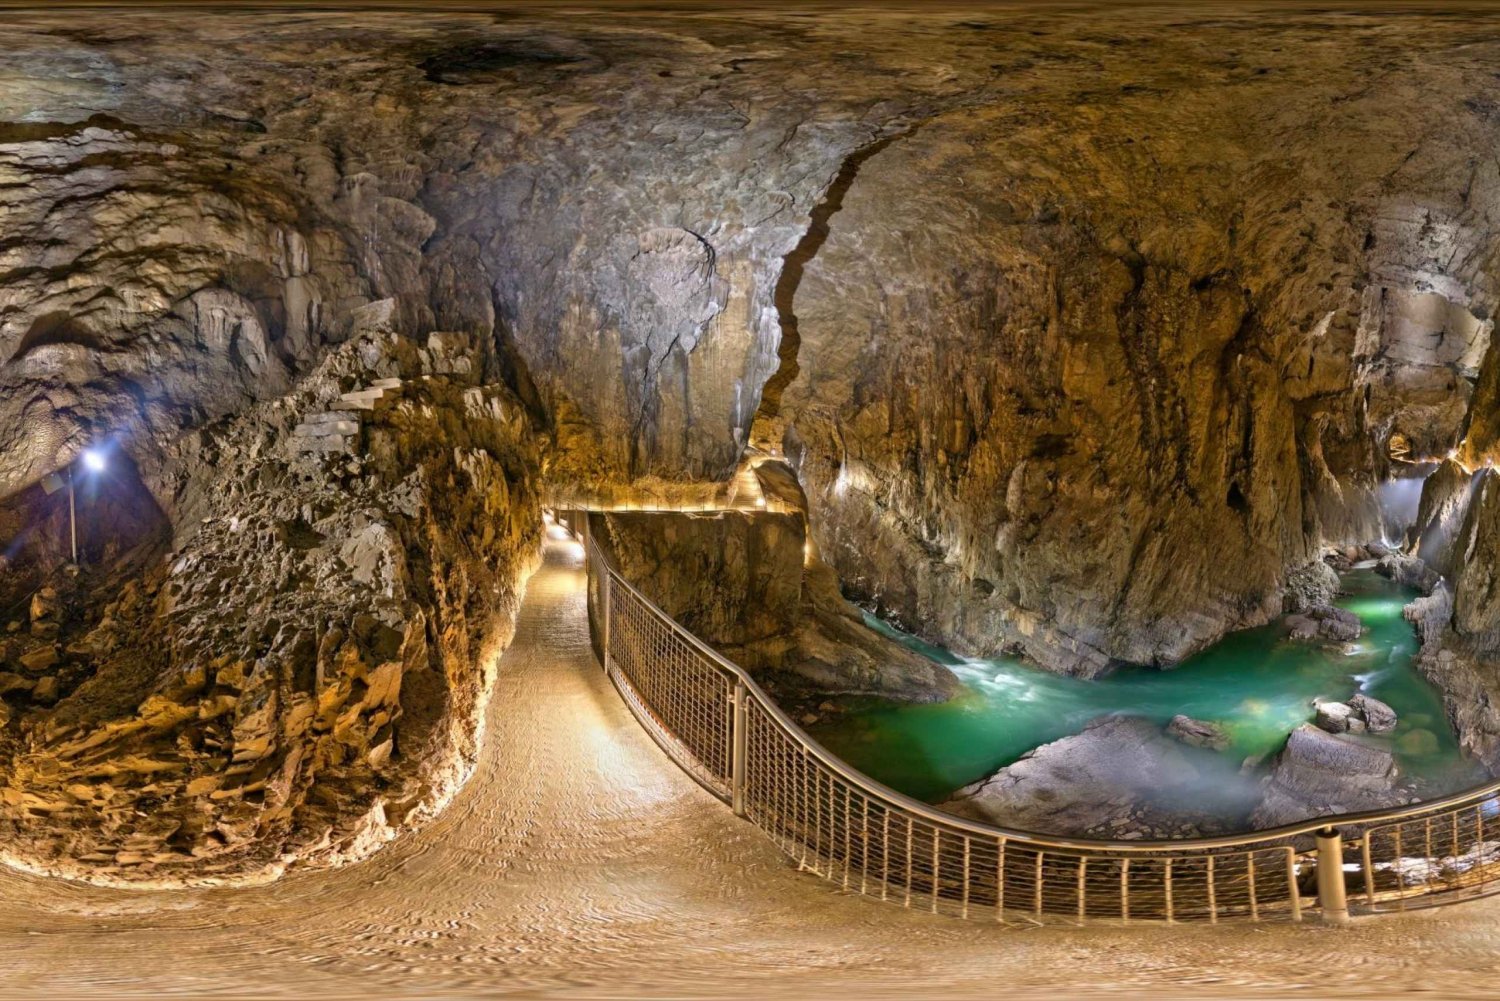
[811,568,1485,812]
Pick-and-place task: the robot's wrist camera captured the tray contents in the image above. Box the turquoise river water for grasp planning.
[811,568,1487,816]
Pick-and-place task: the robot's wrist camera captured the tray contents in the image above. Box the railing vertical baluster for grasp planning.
[1076,857,1087,924]
[930,828,941,914]
[843,786,853,890]
[731,681,747,818]
[1246,852,1258,923]
[600,563,612,676]
[904,820,914,908]
[1206,854,1217,924]
[961,837,971,919]
[995,837,1007,923]
[1394,827,1406,910]
[1285,849,1303,922]
[860,798,870,896]
[1120,858,1130,922]
[1315,827,1349,925]
[1361,834,1375,907]
[1034,852,1044,919]
[880,809,890,902]
[1164,859,1174,924]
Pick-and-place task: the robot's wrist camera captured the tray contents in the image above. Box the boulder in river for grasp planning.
[1284,559,1340,614]
[1286,604,1362,644]
[939,715,1223,838]
[1376,552,1441,594]
[1314,700,1361,733]
[1251,724,1405,828]
[1349,693,1399,733]
[1165,714,1230,751]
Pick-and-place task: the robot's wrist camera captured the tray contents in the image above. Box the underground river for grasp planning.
[811,566,1487,826]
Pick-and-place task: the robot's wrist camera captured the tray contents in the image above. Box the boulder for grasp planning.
[1251,724,1404,828]
[940,716,1217,837]
[1165,714,1230,751]
[17,645,59,672]
[1377,552,1441,594]
[1314,700,1358,733]
[1283,559,1340,614]
[1286,604,1361,644]
[1349,693,1399,733]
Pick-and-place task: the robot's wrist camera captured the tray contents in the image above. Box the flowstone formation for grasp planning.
[0,332,540,884]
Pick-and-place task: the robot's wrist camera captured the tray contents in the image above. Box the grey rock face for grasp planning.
[1409,459,1478,576]
[1377,553,1441,594]
[1350,693,1400,733]
[1284,559,1341,614]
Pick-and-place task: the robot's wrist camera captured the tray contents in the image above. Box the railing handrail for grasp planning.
[586,533,1500,855]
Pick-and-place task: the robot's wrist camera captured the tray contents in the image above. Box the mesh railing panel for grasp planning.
[577,530,1500,925]
[605,565,733,798]
[1360,795,1500,912]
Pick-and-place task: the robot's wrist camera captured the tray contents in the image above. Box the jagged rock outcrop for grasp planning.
[1283,559,1340,614]
[588,509,960,703]
[0,332,541,884]
[1409,459,1478,575]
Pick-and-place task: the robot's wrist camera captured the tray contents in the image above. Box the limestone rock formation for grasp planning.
[940,716,1233,839]
[0,332,541,884]
[1409,459,1478,576]
[588,509,960,703]
[1251,724,1405,829]
[1286,605,1362,644]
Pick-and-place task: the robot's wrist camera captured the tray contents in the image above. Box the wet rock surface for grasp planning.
[1165,714,1230,752]
[1286,605,1362,644]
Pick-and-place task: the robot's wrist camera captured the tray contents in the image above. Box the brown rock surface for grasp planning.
[589,509,960,702]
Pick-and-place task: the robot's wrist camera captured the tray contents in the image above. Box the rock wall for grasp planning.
[588,509,959,703]
[762,29,1500,674]
[0,332,541,884]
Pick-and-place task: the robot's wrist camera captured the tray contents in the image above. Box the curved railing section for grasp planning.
[561,512,1500,925]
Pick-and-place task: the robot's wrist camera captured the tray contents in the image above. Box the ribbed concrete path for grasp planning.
[0,536,1497,998]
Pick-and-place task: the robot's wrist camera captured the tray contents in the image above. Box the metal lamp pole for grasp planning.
[67,467,77,565]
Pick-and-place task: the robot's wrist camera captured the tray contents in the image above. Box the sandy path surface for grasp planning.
[0,536,1496,998]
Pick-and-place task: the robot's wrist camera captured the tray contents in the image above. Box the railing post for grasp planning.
[731,680,748,817]
[1316,827,1350,925]
[600,562,612,677]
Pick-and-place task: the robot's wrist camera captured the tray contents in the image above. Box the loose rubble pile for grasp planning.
[0,331,541,884]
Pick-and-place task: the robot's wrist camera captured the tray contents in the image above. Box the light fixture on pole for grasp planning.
[41,449,107,565]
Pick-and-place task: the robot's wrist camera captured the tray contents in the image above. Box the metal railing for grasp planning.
[560,511,1500,925]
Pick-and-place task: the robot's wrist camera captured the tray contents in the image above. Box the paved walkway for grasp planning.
[0,536,1497,997]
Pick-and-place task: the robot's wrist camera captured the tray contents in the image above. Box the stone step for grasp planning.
[293,419,359,437]
[338,389,386,410]
[369,377,402,390]
[302,410,359,425]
